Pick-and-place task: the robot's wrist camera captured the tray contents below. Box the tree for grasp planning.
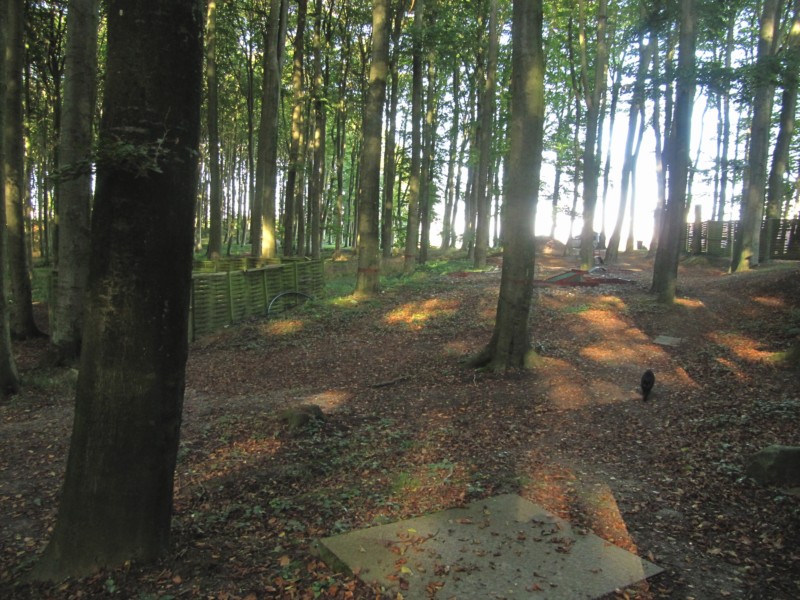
[283,0,308,257]
[651,0,696,303]
[0,0,21,395]
[251,0,286,258]
[731,0,782,271]
[50,0,99,364]
[403,0,424,273]
[32,0,204,580]
[206,0,223,259]
[473,0,499,269]
[355,0,390,297]
[764,0,800,259]
[605,2,652,264]
[469,0,544,370]
[4,0,41,339]
[577,0,609,270]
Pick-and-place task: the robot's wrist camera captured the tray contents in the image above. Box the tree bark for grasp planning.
[764,0,800,259]
[354,0,390,296]
[206,0,223,259]
[651,0,696,303]
[50,0,98,364]
[577,0,609,270]
[382,1,404,258]
[403,0,424,273]
[0,0,21,395]
[732,0,782,271]
[4,0,41,339]
[33,0,203,580]
[474,0,498,269]
[252,0,285,258]
[470,0,544,370]
[283,0,307,257]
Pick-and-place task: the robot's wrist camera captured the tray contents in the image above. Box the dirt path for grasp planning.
[1,252,799,599]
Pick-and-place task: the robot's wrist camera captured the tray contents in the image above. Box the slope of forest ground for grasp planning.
[1,250,799,599]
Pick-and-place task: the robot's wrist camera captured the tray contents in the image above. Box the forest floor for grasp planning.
[1,249,799,600]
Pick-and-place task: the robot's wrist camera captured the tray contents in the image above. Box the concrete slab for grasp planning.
[653,335,682,347]
[318,494,662,599]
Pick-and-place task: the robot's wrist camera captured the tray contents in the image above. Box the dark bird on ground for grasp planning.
[641,369,655,401]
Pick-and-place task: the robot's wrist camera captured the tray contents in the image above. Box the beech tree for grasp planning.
[470,0,544,370]
[4,0,41,339]
[0,0,21,395]
[50,0,98,364]
[732,0,783,271]
[33,0,204,580]
[355,0,390,296]
[652,0,696,303]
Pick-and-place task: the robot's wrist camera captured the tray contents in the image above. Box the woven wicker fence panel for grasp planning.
[189,259,324,339]
[191,276,225,338]
[228,272,249,321]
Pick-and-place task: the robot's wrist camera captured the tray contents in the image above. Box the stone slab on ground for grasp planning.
[318,494,662,599]
[653,335,682,347]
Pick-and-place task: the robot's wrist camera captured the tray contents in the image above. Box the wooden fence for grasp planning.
[189,258,324,340]
[684,219,800,260]
[48,258,325,342]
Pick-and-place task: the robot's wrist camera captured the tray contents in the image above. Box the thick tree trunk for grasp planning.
[652,0,696,303]
[50,0,98,364]
[32,0,203,581]
[0,0,20,394]
[732,0,782,271]
[4,0,41,339]
[354,0,390,296]
[470,0,544,371]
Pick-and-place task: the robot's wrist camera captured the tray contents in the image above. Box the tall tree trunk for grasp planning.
[717,10,736,221]
[309,0,326,259]
[474,0,498,269]
[577,0,609,270]
[732,0,782,271]
[4,0,41,339]
[419,53,437,265]
[206,0,222,259]
[652,0,696,303]
[0,0,20,394]
[382,1,404,258]
[441,64,460,251]
[403,0,424,273]
[764,0,800,259]
[354,0,390,296]
[32,0,203,580]
[283,0,307,257]
[469,0,544,370]
[605,15,651,264]
[252,0,286,258]
[648,29,674,256]
[50,0,98,364]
